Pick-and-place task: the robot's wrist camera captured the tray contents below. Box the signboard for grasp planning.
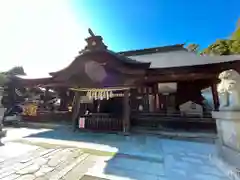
[179,101,203,117]
[80,96,93,103]
[158,83,177,93]
[79,117,85,128]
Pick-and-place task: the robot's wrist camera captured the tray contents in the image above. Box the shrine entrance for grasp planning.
[48,29,150,133]
[71,88,129,132]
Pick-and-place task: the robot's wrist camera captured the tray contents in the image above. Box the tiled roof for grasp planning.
[104,50,150,67]
[118,44,187,56]
[127,50,240,69]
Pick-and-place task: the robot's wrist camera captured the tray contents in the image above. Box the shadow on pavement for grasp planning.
[25,127,164,179]
[25,127,219,180]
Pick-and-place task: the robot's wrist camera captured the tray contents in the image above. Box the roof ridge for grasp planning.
[118,44,187,56]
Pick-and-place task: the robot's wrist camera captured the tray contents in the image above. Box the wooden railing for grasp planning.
[79,113,122,132]
[131,112,216,131]
[22,111,71,123]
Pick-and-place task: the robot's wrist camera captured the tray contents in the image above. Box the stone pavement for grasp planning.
[0,143,101,180]
[0,142,39,161]
[0,127,232,180]
[86,139,229,180]
[0,143,230,180]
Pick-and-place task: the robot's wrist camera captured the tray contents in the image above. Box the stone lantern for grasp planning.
[212,69,240,168]
[0,88,7,145]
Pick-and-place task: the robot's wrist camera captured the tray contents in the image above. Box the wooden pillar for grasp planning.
[154,83,159,111]
[130,88,138,111]
[123,89,130,133]
[211,83,220,111]
[44,87,50,100]
[72,92,81,131]
[148,86,154,112]
[59,89,69,111]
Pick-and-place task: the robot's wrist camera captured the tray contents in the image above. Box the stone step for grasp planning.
[62,155,97,180]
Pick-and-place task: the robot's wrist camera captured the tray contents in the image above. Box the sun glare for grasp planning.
[0,0,89,77]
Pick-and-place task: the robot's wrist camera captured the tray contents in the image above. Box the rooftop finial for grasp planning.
[83,28,107,51]
[88,28,95,37]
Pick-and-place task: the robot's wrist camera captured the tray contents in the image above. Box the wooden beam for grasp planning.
[211,83,220,111]
[143,73,217,83]
[123,89,130,133]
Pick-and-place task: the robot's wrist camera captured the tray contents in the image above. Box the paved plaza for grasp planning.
[0,144,104,180]
[0,127,232,180]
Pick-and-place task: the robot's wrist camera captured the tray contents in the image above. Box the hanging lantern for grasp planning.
[100,91,104,100]
[86,91,91,99]
[85,89,122,100]
[103,91,106,100]
[109,91,114,98]
[94,91,97,100]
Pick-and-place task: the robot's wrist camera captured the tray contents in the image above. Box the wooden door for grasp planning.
[158,94,167,113]
[167,93,176,114]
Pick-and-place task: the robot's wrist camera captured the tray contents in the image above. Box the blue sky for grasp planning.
[74,0,240,51]
[0,0,239,76]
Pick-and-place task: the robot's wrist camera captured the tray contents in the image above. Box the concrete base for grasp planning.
[222,145,240,169]
[210,154,240,180]
[0,107,6,142]
[212,111,240,169]
[0,130,6,137]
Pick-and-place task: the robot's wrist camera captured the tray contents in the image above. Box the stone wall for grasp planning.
[212,69,240,169]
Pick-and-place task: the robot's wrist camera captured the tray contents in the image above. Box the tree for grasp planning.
[201,18,240,56]
[202,39,240,55]
[187,44,200,53]
[6,66,26,76]
[0,66,25,86]
[231,18,240,40]
[232,28,240,40]
[0,66,26,108]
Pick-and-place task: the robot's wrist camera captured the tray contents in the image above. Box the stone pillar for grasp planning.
[0,94,7,145]
[72,92,81,131]
[212,111,240,168]
[123,89,130,133]
[212,69,240,168]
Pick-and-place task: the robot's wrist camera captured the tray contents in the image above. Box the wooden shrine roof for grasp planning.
[49,49,151,77]
[13,75,54,87]
[50,29,150,77]
[118,44,187,56]
[124,49,240,69]
[143,60,240,82]
[147,60,240,75]
[13,29,240,87]
[15,56,240,88]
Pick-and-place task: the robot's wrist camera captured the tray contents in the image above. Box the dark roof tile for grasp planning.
[118,44,187,56]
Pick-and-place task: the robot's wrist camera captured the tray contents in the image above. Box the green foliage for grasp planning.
[198,19,240,56]
[202,39,240,55]
[187,44,199,53]
[0,66,25,86]
[6,66,26,76]
[232,28,240,40]
[232,18,240,40]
